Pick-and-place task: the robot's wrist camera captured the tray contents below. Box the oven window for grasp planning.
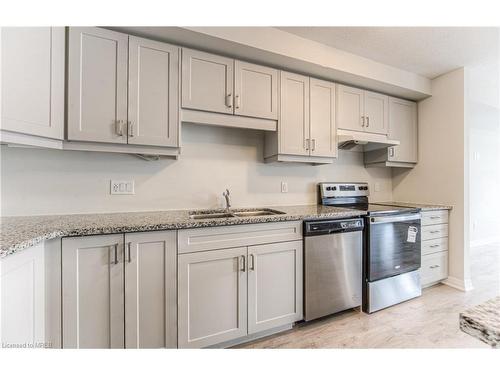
[367,219,421,281]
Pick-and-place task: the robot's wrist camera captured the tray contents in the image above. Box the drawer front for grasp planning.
[421,224,448,241]
[422,237,448,256]
[178,221,302,254]
[422,210,449,226]
[421,251,448,286]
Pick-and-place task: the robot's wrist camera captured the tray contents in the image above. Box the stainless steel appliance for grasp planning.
[318,182,422,314]
[303,218,364,321]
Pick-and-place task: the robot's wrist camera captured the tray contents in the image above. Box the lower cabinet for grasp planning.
[178,240,303,348]
[0,244,45,347]
[62,231,177,348]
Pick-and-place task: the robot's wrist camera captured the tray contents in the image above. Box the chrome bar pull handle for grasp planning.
[311,139,316,152]
[361,116,365,127]
[240,255,246,272]
[113,244,119,265]
[249,254,255,271]
[235,95,240,109]
[115,120,124,136]
[226,94,233,108]
[128,121,134,137]
[366,116,370,127]
[127,242,132,263]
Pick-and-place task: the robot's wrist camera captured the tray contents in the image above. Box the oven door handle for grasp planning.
[370,213,421,224]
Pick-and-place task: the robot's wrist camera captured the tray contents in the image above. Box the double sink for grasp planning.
[189,208,285,220]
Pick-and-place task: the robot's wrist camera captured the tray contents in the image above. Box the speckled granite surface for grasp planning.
[375,201,453,211]
[0,205,366,258]
[460,296,500,348]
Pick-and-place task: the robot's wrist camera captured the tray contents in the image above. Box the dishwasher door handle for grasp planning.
[370,213,421,224]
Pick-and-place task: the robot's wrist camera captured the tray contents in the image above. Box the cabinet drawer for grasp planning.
[422,237,448,256]
[178,221,302,254]
[421,251,448,286]
[421,224,448,241]
[422,210,448,226]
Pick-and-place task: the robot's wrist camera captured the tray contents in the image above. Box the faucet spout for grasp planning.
[222,189,231,211]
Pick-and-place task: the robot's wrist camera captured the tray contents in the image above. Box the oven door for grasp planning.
[366,213,421,281]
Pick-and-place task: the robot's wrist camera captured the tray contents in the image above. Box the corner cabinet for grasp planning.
[177,221,303,348]
[67,28,180,149]
[364,97,417,168]
[264,72,337,164]
[61,231,177,349]
[336,84,388,135]
[181,48,278,131]
[1,27,65,142]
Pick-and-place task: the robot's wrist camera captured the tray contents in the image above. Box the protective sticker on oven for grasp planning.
[407,226,418,243]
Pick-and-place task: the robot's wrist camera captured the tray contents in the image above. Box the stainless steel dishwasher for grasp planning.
[303,218,364,321]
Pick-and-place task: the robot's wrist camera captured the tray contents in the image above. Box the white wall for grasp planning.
[0,124,393,216]
[467,59,500,246]
[392,68,472,291]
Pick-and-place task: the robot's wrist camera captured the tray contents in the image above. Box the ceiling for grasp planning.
[277,27,499,79]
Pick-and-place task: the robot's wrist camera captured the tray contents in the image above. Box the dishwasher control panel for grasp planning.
[304,218,364,236]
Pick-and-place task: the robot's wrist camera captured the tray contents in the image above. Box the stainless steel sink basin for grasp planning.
[189,212,235,220]
[189,208,285,220]
[232,209,284,217]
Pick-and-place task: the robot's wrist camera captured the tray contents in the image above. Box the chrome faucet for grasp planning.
[222,189,231,211]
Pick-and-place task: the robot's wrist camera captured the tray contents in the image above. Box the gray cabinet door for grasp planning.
[128,37,180,147]
[364,90,389,135]
[336,84,364,132]
[1,27,64,139]
[62,234,125,348]
[181,48,234,114]
[234,60,278,120]
[310,78,337,158]
[178,247,247,348]
[67,27,128,144]
[247,241,303,334]
[388,97,418,163]
[279,71,310,156]
[124,231,177,348]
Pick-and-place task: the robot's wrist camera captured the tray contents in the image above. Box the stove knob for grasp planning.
[332,186,337,191]
[326,186,332,191]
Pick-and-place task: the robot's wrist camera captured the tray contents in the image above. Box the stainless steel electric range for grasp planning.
[313,182,422,314]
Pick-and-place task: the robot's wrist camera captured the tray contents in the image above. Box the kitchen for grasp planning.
[0,2,499,373]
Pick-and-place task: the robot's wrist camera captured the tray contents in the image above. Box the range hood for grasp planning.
[337,130,400,151]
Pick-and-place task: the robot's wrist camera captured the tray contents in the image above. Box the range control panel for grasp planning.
[319,182,369,198]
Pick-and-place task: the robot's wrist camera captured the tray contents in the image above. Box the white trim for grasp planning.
[442,276,474,292]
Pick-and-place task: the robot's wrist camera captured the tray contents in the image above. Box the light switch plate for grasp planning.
[110,180,135,195]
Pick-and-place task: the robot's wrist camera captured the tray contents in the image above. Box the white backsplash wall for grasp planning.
[1,124,393,216]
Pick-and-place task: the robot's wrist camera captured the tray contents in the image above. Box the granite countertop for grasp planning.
[460,296,500,348]
[374,201,453,211]
[0,205,366,258]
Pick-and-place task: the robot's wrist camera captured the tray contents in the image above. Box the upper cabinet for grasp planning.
[181,49,234,114]
[68,27,180,149]
[264,72,337,164]
[67,27,128,144]
[364,97,417,168]
[1,27,64,140]
[128,36,179,147]
[388,98,418,163]
[337,84,388,135]
[310,78,337,158]
[181,48,279,131]
[234,60,278,120]
[278,71,310,156]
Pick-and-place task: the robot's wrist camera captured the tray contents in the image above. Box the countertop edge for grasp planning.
[0,209,367,259]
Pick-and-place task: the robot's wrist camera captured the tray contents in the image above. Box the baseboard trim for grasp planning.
[442,276,474,292]
[470,236,500,248]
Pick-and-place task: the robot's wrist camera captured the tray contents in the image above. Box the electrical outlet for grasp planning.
[281,181,288,193]
[110,180,135,195]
